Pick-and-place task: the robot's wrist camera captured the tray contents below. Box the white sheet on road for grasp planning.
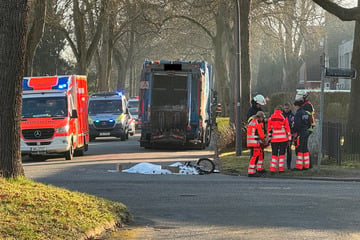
[121,162,199,175]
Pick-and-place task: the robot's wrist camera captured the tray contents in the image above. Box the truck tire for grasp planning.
[205,125,212,147]
[65,143,74,160]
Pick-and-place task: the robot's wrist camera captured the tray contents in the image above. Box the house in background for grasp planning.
[298,46,322,89]
[337,39,353,90]
[298,38,354,91]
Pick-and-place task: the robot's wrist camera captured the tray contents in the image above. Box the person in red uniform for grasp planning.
[293,100,311,170]
[247,111,267,177]
[267,106,291,174]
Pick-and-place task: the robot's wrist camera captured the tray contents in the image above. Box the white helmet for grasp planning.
[253,94,266,106]
[295,90,308,101]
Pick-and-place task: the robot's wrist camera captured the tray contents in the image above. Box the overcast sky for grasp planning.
[341,0,357,7]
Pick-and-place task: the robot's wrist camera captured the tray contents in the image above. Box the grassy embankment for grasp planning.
[0,177,131,240]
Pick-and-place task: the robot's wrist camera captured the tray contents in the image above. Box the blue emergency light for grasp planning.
[52,76,70,90]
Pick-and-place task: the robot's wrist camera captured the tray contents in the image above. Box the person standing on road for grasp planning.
[267,106,291,174]
[247,94,267,122]
[247,111,267,177]
[293,100,311,171]
[282,102,295,170]
[295,90,315,135]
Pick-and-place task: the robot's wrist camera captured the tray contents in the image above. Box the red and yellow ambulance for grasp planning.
[21,75,89,160]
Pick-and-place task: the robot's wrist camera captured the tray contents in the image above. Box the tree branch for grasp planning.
[312,0,360,21]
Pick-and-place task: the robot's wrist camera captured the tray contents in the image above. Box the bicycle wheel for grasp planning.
[196,158,215,174]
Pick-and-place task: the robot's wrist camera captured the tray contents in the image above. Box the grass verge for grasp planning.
[0,177,131,240]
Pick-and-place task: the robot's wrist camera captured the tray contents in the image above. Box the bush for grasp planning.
[216,118,235,153]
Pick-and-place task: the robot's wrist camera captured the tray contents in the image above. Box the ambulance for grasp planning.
[21,75,89,160]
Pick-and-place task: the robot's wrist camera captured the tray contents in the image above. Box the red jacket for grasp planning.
[267,110,291,143]
[247,118,265,147]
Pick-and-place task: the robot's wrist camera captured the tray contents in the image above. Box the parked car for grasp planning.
[127,97,139,109]
[129,107,140,129]
[128,112,136,136]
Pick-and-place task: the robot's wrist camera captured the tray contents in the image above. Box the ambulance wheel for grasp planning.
[30,155,46,161]
[74,148,84,157]
[65,144,74,160]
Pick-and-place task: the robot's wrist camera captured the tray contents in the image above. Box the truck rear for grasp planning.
[139,60,213,149]
[21,75,89,160]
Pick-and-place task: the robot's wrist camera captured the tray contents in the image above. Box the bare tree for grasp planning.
[47,0,106,75]
[252,0,323,91]
[0,1,29,178]
[24,0,46,76]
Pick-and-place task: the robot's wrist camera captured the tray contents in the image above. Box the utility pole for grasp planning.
[235,0,242,156]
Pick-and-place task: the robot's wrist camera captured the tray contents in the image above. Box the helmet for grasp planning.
[253,94,266,106]
[295,90,308,101]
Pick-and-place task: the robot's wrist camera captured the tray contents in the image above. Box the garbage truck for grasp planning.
[139,60,213,149]
[21,75,89,160]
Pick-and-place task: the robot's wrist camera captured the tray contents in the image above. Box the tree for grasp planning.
[47,0,106,75]
[312,0,360,150]
[24,0,46,76]
[0,1,29,178]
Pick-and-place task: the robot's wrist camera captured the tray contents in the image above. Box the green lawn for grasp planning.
[0,177,131,240]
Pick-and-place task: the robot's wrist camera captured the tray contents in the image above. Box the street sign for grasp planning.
[325,68,356,78]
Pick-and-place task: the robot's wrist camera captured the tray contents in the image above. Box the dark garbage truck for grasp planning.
[139,60,214,149]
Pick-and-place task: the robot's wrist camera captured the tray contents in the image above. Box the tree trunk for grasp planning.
[240,0,251,123]
[98,15,110,91]
[0,1,29,178]
[347,17,360,151]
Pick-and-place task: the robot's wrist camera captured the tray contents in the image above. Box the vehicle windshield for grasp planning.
[89,100,122,114]
[22,97,67,118]
[127,100,139,109]
[129,108,138,116]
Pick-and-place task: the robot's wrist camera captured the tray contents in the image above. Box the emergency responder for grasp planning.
[247,111,267,177]
[295,90,315,134]
[293,100,311,170]
[282,102,295,169]
[247,94,267,122]
[267,106,291,174]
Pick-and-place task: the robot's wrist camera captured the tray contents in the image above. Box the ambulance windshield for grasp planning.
[22,97,67,118]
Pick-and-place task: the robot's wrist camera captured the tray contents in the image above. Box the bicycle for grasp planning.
[184,158,216,174]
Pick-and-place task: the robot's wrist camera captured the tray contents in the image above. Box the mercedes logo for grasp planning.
[34,130,42,138]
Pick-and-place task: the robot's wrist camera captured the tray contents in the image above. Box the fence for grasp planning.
[322,121,360,165]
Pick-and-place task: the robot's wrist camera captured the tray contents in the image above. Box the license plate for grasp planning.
[31,146,46,152]
[99,132,110,136]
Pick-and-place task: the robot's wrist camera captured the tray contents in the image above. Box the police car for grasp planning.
[88,92,129,141]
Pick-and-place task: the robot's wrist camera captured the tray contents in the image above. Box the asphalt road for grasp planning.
[22,133,360,239]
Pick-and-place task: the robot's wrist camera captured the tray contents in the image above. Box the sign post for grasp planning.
[317,57,356,174]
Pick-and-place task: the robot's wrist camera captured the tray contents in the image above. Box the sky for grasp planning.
[341,0,358,7]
